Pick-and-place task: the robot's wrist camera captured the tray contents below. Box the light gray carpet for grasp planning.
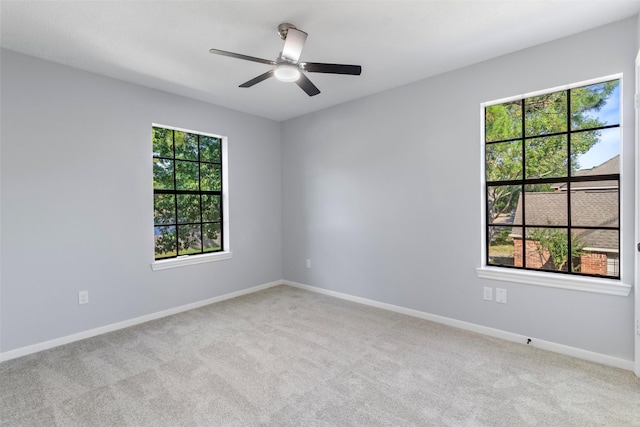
[1,285,639,426]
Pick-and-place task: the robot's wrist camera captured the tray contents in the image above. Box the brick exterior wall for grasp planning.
[580,251,607,275]
[512,238,607,275]
[513,238,554,270]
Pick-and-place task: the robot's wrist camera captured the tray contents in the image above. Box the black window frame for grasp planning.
[152,125,224,260]
[484,79,621,279]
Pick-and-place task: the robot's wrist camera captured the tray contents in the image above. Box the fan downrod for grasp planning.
[277,23,297,40]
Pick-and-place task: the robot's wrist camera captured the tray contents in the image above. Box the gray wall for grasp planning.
[282,18,637,361]
[0,50,283,352]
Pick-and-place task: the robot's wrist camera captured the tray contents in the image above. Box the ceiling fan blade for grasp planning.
[209,48,276,66]
[301,62,362,75]
[281,28,308,62]
[239,70,274,88]
[296,73,321,97]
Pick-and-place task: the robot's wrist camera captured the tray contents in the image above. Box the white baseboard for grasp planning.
[0,280,283,363]
[3,279,633,373]
[283,280,635,372]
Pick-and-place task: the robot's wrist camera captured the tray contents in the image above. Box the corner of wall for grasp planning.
[637,12,640,50]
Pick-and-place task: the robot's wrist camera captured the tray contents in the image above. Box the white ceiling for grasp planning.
[2,1,639,121]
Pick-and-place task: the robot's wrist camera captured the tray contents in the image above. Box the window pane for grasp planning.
[152,125,226,261]
[152,127,173,158]
[486,141,522,181]
[200,136,221,163]
[525,91,567,136]
[570,185,618,227]
[203,223,222,252]
[485,102,522,142]
[202,195,221,222]
[175,160,199,190]
[483,80,620,279]
[523,185,567,226]
[524,227,569,272]
[155,225,177,259]
[488,226,515,267]
[571,80,620,130]
[525,135,567,179]
[487,184,520,226]
[571,229,618,277]
[177,225,202,255]
[201,163,222,191]
[153,158,174,190]
[154,194,175,225]
[572,128,619,175]
[177,194,201,224]
[175,131,198,161]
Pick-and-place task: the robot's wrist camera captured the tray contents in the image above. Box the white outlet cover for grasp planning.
[496,288,507,304]
[483,287,493,301]
[78,290,89,304]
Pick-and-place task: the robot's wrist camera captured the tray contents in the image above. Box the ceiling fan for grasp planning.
[209,23,362,96]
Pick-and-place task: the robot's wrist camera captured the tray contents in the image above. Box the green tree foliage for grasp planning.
[485,80,618,226]
[528,228,585,272]
[152,127,222,259]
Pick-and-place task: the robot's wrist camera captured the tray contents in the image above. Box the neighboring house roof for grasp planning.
[511,190,618,250]
[552,155,619,191]
[510,155,619,251]
[575,155,619,176]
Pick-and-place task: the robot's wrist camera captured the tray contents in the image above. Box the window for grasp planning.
[152,125,227,263]
[483,78,620,280]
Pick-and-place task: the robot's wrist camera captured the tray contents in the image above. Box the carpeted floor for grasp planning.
[1,285,639,426]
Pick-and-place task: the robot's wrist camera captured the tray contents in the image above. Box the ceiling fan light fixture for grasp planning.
[274,64,300,82]
[209,23,361,96]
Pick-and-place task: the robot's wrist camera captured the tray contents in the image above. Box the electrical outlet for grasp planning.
[483,287,493,301]
[495,288,507,304]
[306,259,311,269]
[78,290,89,305]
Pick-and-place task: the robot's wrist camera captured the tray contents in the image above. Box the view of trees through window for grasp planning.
[485,79,620,278]
[153,126,223,260]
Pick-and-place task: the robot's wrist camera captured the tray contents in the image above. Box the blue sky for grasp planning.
[575,83,620,170]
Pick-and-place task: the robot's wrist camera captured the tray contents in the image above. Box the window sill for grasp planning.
[151,251,232,271]
[476,266,631,296]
